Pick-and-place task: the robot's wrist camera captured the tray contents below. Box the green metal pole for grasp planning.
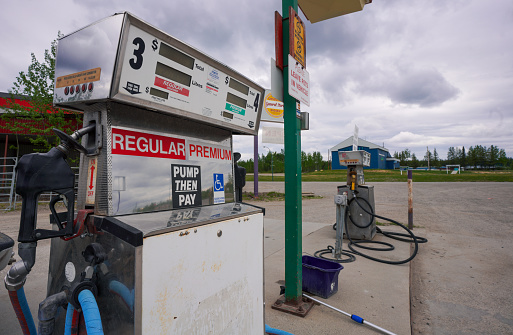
[282,0,302,303]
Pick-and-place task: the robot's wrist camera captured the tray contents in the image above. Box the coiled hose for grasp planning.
[315,191,427,264]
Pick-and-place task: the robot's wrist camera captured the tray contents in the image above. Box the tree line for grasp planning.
[393,145,512,169]
[238,144,512,173]
[238,150,330,173]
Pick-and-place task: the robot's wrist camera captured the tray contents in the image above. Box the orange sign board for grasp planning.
[56,67,101,88]
[289,7,306,68]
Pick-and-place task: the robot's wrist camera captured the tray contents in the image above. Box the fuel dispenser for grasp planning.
[6,12,266,334]
[336,150,376,240]
[326,149,426,265]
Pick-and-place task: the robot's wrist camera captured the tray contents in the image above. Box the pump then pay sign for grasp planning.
[171,164,202,208]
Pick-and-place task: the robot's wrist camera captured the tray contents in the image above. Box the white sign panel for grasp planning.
[288,54,310,106]
[262,126,284,144]
[271,58,283,101]
[353,125,359,151]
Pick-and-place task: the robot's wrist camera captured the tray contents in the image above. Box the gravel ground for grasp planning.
[245,181,513,334]
[1,181,512,334]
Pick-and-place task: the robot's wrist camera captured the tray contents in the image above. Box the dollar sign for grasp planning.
[152,39,158,51]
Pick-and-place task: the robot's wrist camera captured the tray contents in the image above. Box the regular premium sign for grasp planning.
[111,127,186,160]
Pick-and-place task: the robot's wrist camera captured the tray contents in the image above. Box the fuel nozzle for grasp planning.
[55,123,96,157]
[15,125,97,244]
[348,166,358,192]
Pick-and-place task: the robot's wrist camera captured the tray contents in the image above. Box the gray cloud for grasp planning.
[365,65,460,107]
[1,0,512,160]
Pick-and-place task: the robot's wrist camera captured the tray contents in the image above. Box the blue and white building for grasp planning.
[330,136,399,170]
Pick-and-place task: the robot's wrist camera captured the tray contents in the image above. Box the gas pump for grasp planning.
[325,149,427,265]
[336,150,375,240]
[5,12,266,334]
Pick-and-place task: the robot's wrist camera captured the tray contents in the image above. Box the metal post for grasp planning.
[3,135,8,186]
[282,0,302,303]
[263,146,274,181]
[271,151,274,181]
[408,170,413,229]
[254,134,259,197]
[334,194,347,258]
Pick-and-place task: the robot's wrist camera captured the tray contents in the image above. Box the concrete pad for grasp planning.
[264,222,411,335]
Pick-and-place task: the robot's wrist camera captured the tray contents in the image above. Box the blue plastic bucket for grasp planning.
[302,255,344,299]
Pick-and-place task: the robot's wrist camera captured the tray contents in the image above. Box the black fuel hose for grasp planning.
[315,191,427,265]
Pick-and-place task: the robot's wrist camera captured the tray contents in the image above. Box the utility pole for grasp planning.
[427,146,430,170]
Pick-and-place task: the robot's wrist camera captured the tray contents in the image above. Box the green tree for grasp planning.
[433,148,439,168]
[497,148,508,168]
[468,146,477,168]
[393,148,411,166]
[1,34,82,155]
[411,153,419,168]
[488,145,500,168]
[447,147,462,165]
[423,148,433,169]
[460,146,467,167]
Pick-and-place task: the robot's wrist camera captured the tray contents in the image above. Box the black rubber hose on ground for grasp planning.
[315,191,427,265]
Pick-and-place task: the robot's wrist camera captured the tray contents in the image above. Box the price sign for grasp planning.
[54,13,265,135]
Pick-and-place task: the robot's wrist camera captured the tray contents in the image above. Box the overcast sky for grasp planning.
[1,0,511,161]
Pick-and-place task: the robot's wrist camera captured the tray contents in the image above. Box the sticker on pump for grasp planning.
[213,173,225,204]
[85,157,97,205]
[171,164,202,208]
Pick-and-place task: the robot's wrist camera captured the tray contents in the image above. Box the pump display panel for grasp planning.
[117,23,262,134]
[54,12,264,135]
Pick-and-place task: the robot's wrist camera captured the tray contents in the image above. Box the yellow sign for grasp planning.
[56,67,101,88]
[265,93,284,119]
[289,7,306,68]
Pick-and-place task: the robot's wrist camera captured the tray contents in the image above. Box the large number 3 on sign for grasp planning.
[129,37,145,70]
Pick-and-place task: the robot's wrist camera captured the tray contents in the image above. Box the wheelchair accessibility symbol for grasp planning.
[213,173,225,204]
[214,173,224,191]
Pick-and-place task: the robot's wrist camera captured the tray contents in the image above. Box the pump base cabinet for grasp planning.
[141,214,264,334]
[48,205,264,334]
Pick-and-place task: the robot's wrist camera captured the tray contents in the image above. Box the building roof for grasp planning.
[330,136,389,153]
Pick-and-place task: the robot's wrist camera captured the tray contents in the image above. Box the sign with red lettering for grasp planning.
[288,54,310,106]
[112,127,186,160]
[188,141,232,162]
[154,77,190,97]
[86,157,97,205]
